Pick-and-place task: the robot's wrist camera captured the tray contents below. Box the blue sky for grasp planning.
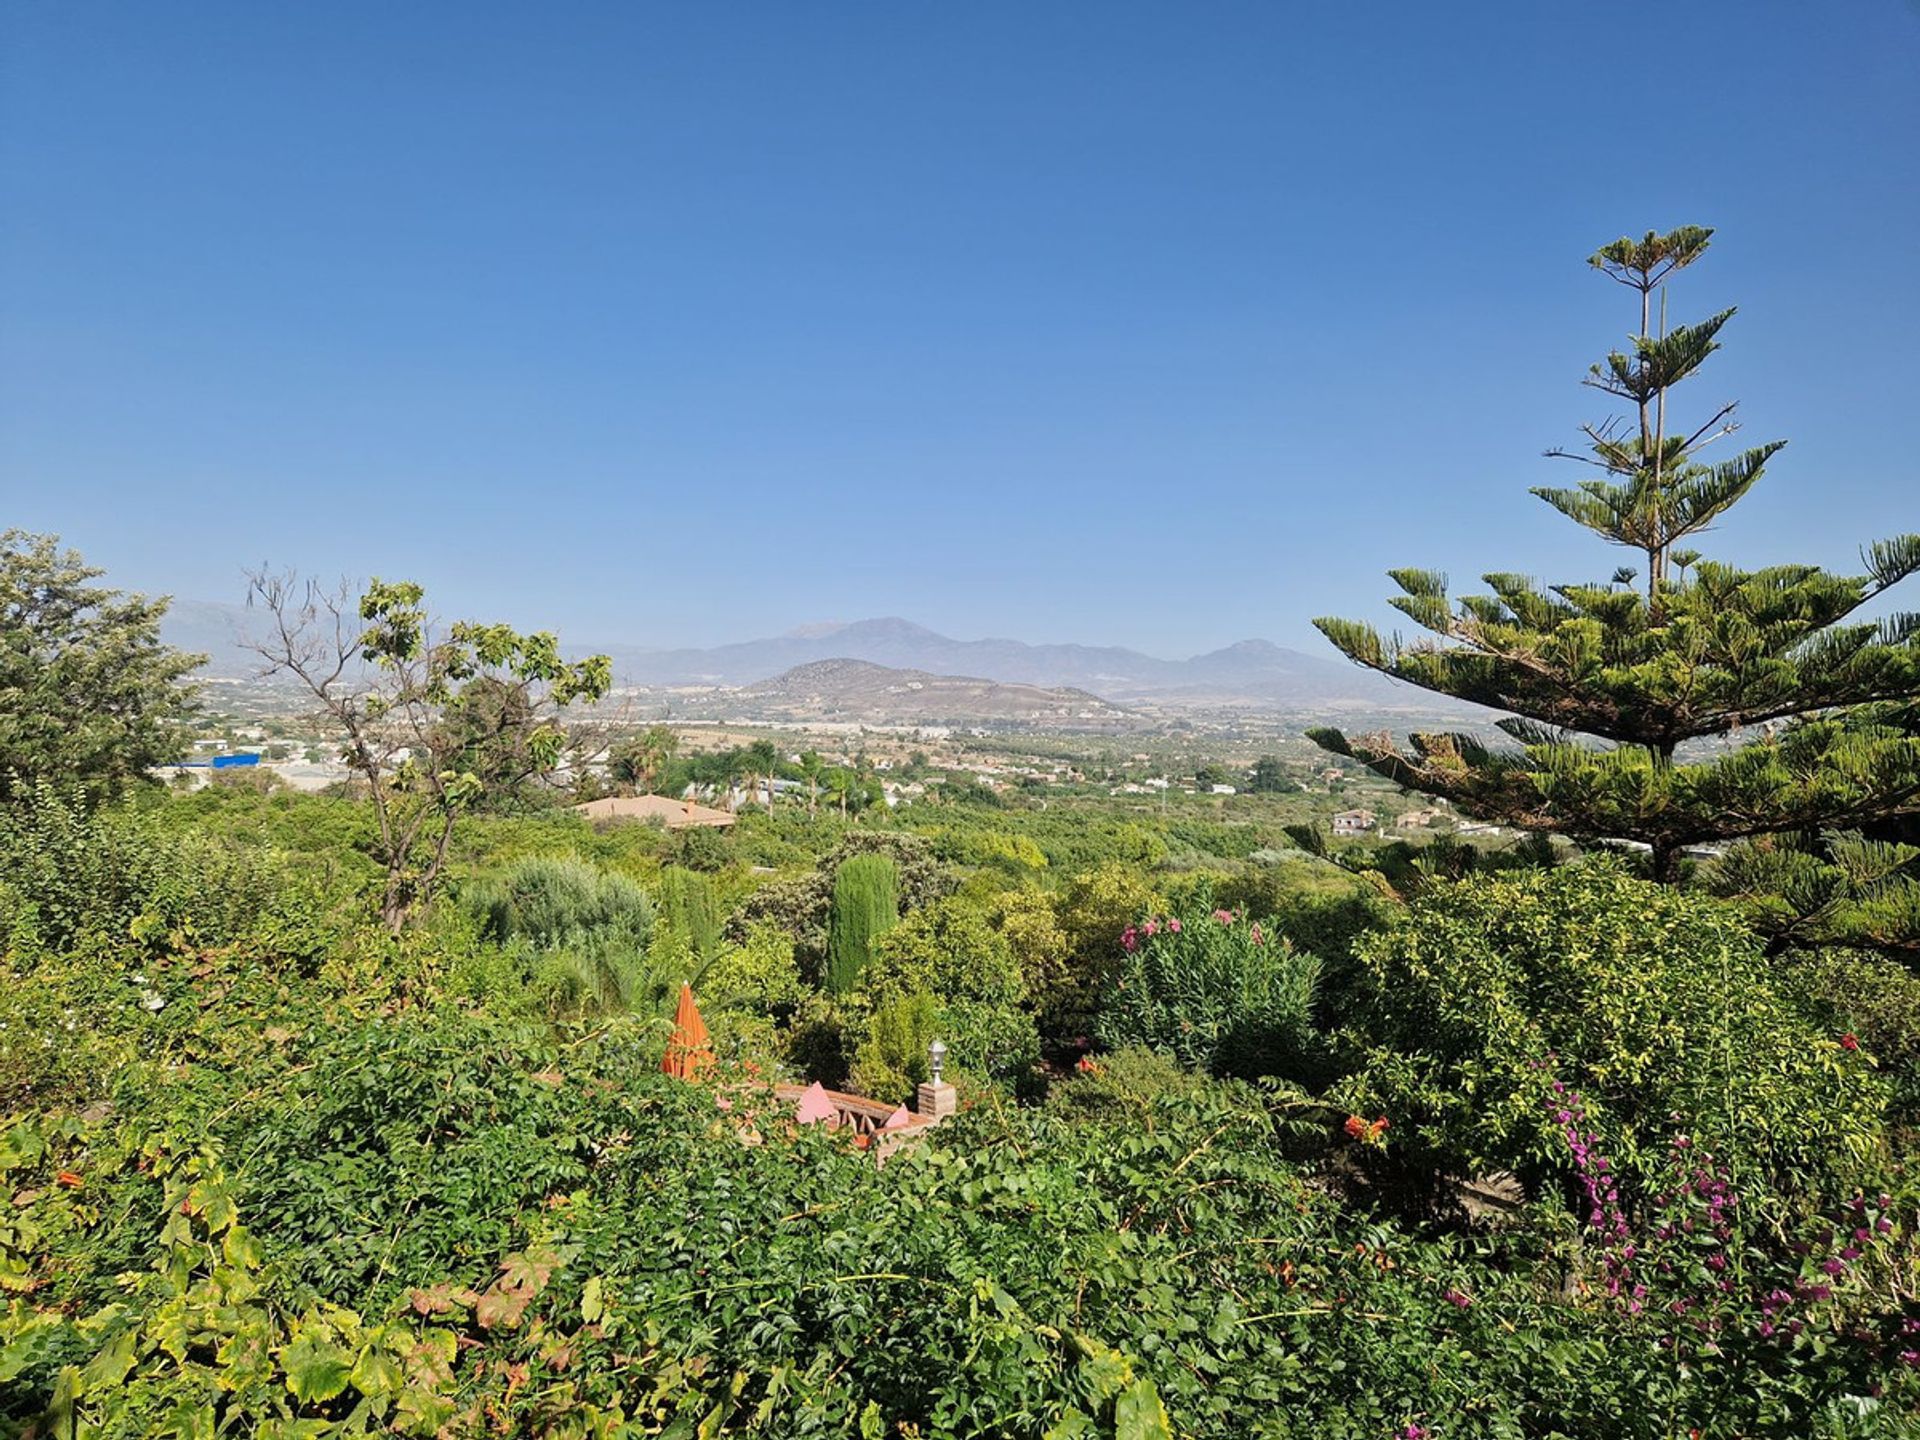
[2,2,1916,656]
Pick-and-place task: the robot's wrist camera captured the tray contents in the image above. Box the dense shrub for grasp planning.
[465,853,654,953]
[0,783,289,962]
[695,921,807,1060]
[1047,1044,1206,1125]
[7,1029,1911,1438]
[1338,862,1890,1208]
[861,895,1039,1089]
[456,856,665,1019]
[1781,946,1920,1129]
[6,779,1915,1436]
[1097,898,1322,1081]
[1043,863,1166,1036]
[670,822,732,872]
[992,887,1076,1043]
[826,853,899,994]
[848,990,940,1103]
[732,830,953,973]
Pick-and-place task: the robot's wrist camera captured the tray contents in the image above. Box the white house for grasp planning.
[1332,808,1377,836]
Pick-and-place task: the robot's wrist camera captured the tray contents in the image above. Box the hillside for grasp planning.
[735,658,1140,728]
[164,606,1450,715]
[594,617,1423,710]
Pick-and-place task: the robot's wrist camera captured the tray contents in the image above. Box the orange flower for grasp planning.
[1343,1115,1368,1140]
[55,1171,82,1189]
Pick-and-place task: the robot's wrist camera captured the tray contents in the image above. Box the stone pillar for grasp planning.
[915,1080,957,1119]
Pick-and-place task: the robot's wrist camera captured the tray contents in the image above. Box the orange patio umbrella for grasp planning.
[661,983,714,1082]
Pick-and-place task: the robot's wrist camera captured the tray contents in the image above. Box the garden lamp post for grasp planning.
[918,1039,956,1119]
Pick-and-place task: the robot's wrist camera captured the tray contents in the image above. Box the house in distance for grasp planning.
[572,794,738,830]
[1331,808,1378,837]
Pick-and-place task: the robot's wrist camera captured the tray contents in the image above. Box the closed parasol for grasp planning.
[660,983,714,1081]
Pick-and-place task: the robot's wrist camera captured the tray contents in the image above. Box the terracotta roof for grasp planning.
[572,794,737,828]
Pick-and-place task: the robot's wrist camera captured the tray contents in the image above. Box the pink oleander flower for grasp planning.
[1250,923,1264,944]
[1120,927,1138,953]
[1142,917,1160,937]
[1443,1288,1472,1308]
[1167,917,1182,933]
[1213,908,1234,925]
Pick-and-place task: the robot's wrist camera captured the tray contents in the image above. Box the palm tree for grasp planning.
[745,739,779,811]
[610,724,678,796]
[798,750,824,817]
[824,766,856,818]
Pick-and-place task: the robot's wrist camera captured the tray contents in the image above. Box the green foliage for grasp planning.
[1709,815,1920,957]
[248,571,612,930]
[1247,755,1293,794]
[1097,898,1322,1081]
[1781,946,1920,1129]
[1310,230,1920,884]
[864,895,1023,1012]
[994,888,1075,1037]
[1047,1046,1206,1126]
[456,855,666,1019]
[670,821,732,873]
[861,895,1039,1088]
[733,830,955,975]
[1339,862,1889,1204]
[4,700,1916,1434]
[1042,864,1166,1038]
[7,1036,1909,1438]
[825,854,899,995]
[694,921,806,1061]
[0,783,287,966]
[466,854,654,952]
[656,865,722,963]
[0,531,201,807]
[606,724,678,795]
[848,991,939,1105]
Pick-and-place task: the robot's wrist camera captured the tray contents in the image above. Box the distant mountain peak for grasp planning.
[1212,638,1285,657]
[833,617,947,641]
[168,603,1455,716]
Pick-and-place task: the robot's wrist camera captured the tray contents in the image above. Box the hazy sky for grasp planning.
[3,2,1916,656]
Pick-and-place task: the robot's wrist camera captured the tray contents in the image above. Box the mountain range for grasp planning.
[592,617,1423,711]
[161,604,1436,714]
[738,658,1138,728]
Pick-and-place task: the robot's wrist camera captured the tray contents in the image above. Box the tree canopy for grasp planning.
[1309,229,1920,881]
[0,530,202,806]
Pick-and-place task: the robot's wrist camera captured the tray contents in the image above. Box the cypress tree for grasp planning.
[658,866,720,963]
[827,854,899,994]
[1310,227,1920,884]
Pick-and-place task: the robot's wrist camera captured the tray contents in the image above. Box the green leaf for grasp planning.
[222,1224,264,1271]
[282,1330,354,1404]
[164,1401,217,1440]
[1113,1377,1172,1440]
[350,1345,405,1399]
